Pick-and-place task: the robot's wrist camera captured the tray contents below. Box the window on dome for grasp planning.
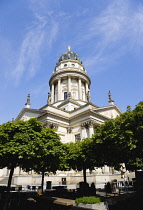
[64,64,67,67]
[64,92,68,99]
[72,64,75,67]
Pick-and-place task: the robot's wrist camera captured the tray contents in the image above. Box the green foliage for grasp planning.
[28,127,64,174]
[126,105,132,112]
[0,119,43,169]
[64,138,96,183]
[0,118,64,193]
[65,138,96,172]
[91,101,143,170]
[75,196,101,205]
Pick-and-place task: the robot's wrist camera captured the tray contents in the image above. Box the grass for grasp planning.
[75,196,101,205]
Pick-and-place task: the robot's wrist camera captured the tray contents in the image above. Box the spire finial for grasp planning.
[25,94,31,108]
[108,91,114,105]
[68,46,71,52]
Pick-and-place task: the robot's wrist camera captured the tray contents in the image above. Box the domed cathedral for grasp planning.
[0,47,124,187]
[15,46,121,144]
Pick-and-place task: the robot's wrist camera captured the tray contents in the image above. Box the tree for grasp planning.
[0,119,43,191]
[25,128,64,193]
[91,101,143,171]
[0,118,43,210]
[65,138,96,184]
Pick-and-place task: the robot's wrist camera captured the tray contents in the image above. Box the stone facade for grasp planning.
[0,47,124,187]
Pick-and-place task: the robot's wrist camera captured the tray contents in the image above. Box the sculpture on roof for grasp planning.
[27,94,30,104]
[108,91,112,101]
[47,92,51,104]
[108,91,114,105]
[87,91,91,102]
[68,45,71,52]
[25,94,31,108]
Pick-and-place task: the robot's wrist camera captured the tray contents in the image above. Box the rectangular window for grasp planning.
[64,92,68,99]
[75,134,81,142]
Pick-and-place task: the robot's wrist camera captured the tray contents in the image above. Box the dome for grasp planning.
[57,46,82,64]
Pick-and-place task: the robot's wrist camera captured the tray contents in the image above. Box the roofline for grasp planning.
[15,108,45,121]
[93,104,122,114]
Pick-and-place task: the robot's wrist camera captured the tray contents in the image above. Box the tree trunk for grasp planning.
[3,165,15,210]
[83,167,87,183]
[7,166,15,192]
[41,170,45,194]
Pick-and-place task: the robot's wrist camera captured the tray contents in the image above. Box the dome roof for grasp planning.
[57,46,82,64]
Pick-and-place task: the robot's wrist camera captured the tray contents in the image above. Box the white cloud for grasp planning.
[12,10,59,85]
[9,0,143,84]
[79,0,143,70]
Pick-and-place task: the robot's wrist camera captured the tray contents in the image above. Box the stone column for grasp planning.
[51,83,54,103]
[68,76,71,93]
[78,77,81,100]
[81,124,87,140]
[58,78,61,101]
[86,82,88,94]
[89,125,94,138]
[89,120,94,137]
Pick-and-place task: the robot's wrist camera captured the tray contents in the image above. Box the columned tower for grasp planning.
[49,47,91,109]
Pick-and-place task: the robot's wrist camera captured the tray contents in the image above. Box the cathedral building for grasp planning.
[0,47,123,187]
[16,46,121,142]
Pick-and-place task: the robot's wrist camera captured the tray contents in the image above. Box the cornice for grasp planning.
[57,98,82,108]
[49,69,91,86]
[37,110,69,122]
[15,108,45,121]
[70,109,110,123]
[93,104,122,114]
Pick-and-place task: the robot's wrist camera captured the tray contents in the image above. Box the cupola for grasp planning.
[48,47,91,106]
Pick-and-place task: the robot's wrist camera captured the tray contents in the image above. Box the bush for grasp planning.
[75,196,101,205]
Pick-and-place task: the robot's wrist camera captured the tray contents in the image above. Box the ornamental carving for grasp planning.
[67,127,72,133]
[43,122,58,129]
[81,120,96,129]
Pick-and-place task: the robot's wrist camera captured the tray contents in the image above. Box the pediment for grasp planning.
[15,108,45,121]
[92,105,122,119]
[58,99,81,108]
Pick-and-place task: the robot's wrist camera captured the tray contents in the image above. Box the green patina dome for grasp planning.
[57,46,82,64]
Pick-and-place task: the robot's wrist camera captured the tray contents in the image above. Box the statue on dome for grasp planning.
[68,46,71,52]
[87,91,91,102]
[47,92,51,104]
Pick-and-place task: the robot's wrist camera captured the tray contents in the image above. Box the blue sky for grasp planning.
[0,0,143,124]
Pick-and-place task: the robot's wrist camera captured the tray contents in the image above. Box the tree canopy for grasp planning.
[0,118,64,193]
[65,138,96,183]
[26,127,64,193]
[91,101,143,170]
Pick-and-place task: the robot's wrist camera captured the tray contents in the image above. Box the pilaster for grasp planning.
[51,83,54,103]
[68,76,71,93]
[78,77,81,100]
[58,78,61,101]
